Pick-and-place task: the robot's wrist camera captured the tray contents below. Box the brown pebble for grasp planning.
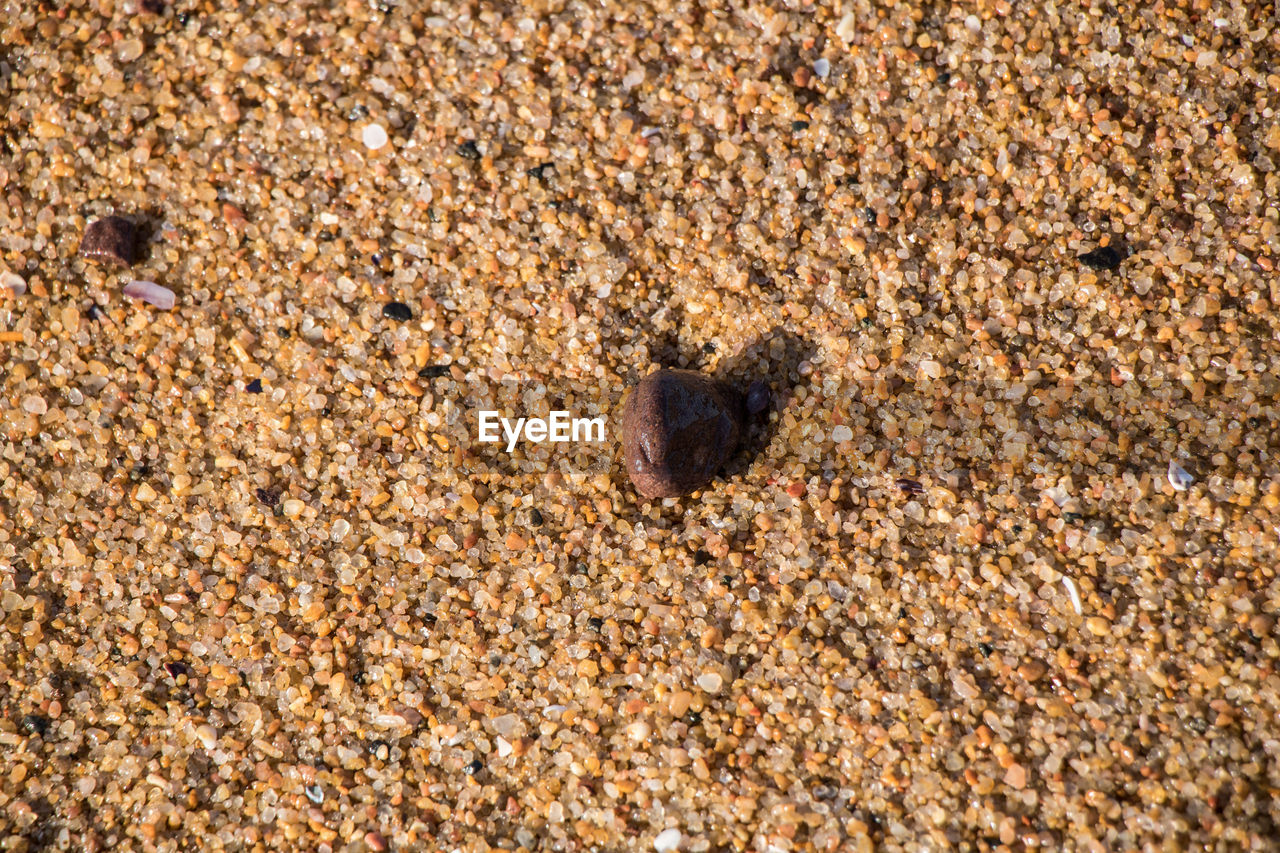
[1086,616,1111,636]
[79,216,139,266]
[365,830,387,851]
[620,368,749,499]
[1018,659,1048,682]
[221,203,247,228]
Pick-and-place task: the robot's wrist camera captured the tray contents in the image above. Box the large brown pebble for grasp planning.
[621,368,753,499]
[79,216,138,266]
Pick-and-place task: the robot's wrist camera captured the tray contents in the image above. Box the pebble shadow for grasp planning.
[715,327,814,484]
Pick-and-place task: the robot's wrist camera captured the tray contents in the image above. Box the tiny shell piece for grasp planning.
[123,280,176,310]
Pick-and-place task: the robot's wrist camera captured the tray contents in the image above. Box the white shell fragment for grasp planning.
[653,828,682,852]
[813,58,831,79]
[362,123,389,150]
[123,280,176,310]
[1062,576,1083,616]
[1167,459,1194,492]
[836,12,856,42]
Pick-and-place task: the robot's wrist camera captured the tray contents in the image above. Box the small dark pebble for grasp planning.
[978,642,994,657]
[745,380,770,415]
[245,378,263,394]
[529,508,543,526]
[701,341,717,354]
[587,616,603,631]
[573,562,589,575]
[352,670,368,686]
[684,710,702,727]
[527,162,554,179]
[129,463,150,483]
[423,612,437,625]
[458,140,481,160]
[382,301,413,321]
[164,661,188,678]
[86,303,105,321]
[462,758,483,776]
[791,120,810,131]
[895,477,924,496]
[80,216,139,266]
[276,326,291,339]
[417,364,450,379]
[1079,244,1124,271]
[21,714,50,737]
[256,487,280,506]
[369,741,390,761]
[693,549,712,565]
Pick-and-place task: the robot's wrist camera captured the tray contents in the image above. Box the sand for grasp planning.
[1,0,1279,850]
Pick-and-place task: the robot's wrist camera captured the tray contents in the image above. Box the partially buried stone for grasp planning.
[1079,244,1124,271]
[80,216,139,266]
[621,368,769,499]
[382,301,412,321]
[21,714,49,737]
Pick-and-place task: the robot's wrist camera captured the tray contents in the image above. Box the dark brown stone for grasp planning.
[79,216,138,266]
[621,369,750,499]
